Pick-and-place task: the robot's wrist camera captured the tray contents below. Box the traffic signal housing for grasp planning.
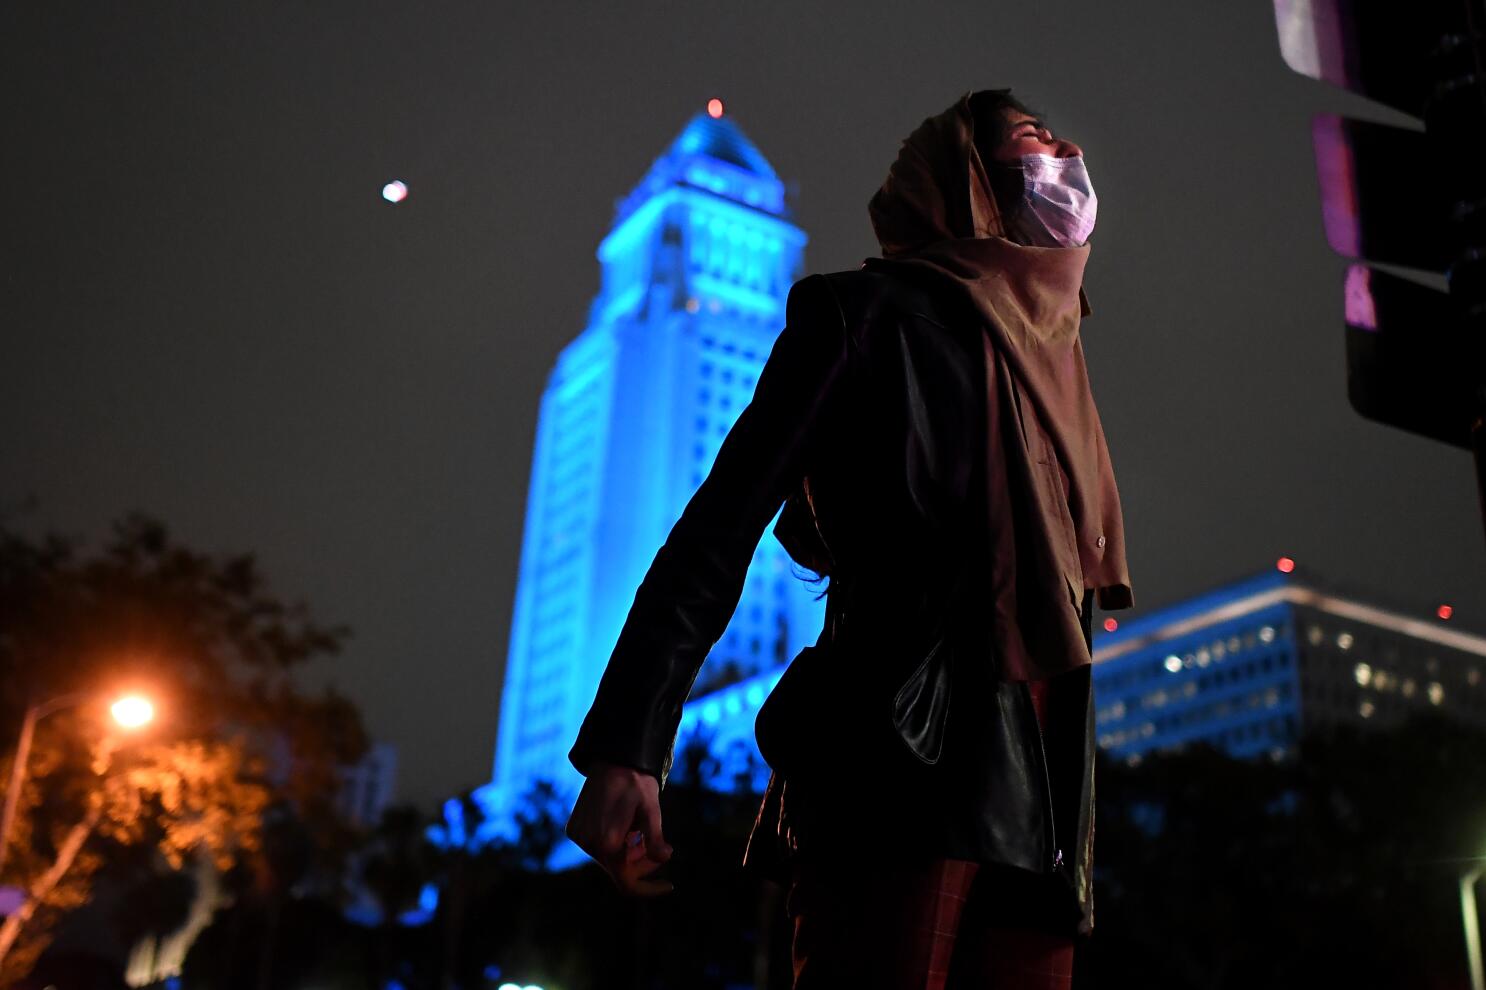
[1273,0,1486,537]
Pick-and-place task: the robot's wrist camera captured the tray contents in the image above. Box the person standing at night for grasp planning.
[565,89,1134,989]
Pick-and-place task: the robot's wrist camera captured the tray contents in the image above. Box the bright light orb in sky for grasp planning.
[382,180,409,203]
[707,98,724,119]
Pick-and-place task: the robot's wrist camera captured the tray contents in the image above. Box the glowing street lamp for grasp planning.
[0,691,156,879]
[110,695,154,730]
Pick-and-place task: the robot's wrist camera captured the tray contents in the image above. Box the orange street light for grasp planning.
[110,695,154,730]
[0,691,157,879]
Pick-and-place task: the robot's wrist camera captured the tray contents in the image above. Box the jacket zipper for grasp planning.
[1026,682,1063,874]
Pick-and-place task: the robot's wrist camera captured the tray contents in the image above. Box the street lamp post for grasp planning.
[0,692,154,881]
[1465,864,1485,990]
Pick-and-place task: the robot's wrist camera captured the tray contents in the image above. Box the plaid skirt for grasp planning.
[784,854,1075,989]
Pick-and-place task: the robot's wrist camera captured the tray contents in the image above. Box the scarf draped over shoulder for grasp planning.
[863,90,1133,680]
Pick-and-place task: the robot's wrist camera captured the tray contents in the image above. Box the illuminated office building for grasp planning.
[1091,566,1486,762]
[475,103,818,859]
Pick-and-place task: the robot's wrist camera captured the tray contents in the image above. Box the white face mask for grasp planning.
[1006,153,1098,248]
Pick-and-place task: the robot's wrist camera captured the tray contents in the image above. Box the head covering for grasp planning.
[864,90,1133,680]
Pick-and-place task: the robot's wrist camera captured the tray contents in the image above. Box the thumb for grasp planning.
[636,795,672,860]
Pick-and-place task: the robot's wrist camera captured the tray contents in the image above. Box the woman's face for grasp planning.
[991,111,1084,163]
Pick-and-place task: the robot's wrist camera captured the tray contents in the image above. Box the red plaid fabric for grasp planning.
[785,856,1074,989]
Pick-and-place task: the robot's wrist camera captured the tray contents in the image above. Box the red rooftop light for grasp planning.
[1438,604,1454,620]
[1103,618,1119,632]
[707,98,724,119]
[1276,556,1296,573]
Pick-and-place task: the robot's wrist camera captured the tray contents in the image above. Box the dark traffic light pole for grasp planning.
[1273,6,1486,973]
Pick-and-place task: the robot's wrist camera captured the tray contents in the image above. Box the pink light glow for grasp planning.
[707,98,724,119]
[382,180,409,204]
[1102,618,1118,632]
[1344,264,1378,330]
[1277,557,1296,574]
[1438,604,1454,620]
[1312,114,1360,258]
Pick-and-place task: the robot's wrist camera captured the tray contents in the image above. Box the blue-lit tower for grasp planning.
[476,102,816,852]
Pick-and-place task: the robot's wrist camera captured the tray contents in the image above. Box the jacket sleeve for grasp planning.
[567,274,850,788]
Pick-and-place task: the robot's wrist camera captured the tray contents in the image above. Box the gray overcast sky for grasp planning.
[4,1,1482,807]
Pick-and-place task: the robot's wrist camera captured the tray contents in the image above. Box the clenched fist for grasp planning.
[565,762,675,896]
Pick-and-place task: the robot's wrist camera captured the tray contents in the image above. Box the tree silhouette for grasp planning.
[1088,712,1486,989]
[0,513,367,983]
[512,779,568,872]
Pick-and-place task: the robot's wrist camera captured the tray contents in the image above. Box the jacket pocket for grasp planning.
[890,636,953,765]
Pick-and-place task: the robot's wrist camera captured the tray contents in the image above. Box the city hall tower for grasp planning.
[478,102,819,854]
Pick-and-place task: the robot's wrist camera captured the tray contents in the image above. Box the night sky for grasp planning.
[5,2,1482,807]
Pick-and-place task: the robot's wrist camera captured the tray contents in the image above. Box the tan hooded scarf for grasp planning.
[864,90,1133,681]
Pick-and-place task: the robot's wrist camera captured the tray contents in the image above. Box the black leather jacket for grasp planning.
[569,267,1099,934]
